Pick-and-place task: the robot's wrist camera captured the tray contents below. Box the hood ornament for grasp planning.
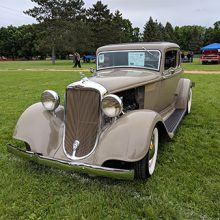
[80,72,89,83]
[80,72,85,78]
[72,140,80,154]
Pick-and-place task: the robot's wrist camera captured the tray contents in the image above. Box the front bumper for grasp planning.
[7,144,134,180]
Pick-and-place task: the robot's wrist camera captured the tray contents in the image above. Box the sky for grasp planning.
[0,0,219,30]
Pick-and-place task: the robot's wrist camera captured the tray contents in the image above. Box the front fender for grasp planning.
[94,110,165,165]
[13,102,64,157]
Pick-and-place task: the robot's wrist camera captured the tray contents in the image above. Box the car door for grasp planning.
[156,49,182,112]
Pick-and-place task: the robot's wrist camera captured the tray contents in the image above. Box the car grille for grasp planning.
[64,87,100,157]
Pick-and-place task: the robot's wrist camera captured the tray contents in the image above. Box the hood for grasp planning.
[90,68,161,93]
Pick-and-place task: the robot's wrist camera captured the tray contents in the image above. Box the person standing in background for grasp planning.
[181,52,184,63]
[187,52,191,62]
[190,51,194,63]
[73,52,81,68]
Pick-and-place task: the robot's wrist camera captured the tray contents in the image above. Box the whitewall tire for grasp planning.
[134,127,159,180]
[187,88,192,114]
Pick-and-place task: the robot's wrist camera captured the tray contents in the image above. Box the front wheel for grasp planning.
[134,127,159,180]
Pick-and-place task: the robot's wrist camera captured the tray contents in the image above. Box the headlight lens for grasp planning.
[101,94,123,117]
[41,90,60,111]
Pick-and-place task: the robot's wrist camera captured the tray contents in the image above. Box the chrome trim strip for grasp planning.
[63,78,108,160]
[7,144,134,180]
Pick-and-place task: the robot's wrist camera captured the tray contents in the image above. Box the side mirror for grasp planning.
[169,67,175,74]
[163,67,175,77]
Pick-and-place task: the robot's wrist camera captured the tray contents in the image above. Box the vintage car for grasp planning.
[8,42,194,180]
[200,49,220,64]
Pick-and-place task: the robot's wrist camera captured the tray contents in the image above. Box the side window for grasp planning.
[164,50,178,70]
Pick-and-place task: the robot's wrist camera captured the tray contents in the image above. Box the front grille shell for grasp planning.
[63,79,107,160]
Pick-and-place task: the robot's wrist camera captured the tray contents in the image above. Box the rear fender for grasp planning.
[175,78,192,109]
[13,103,64,157]
[94,110,167,165]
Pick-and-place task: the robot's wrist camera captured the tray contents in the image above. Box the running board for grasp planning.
[164,109,186,134]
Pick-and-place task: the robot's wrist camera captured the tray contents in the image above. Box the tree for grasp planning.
[24,0,85,22]
[111,10,125,43]
[24,0,85,64]
[164,22,175,42]
[175,25,205,52]
[203,21,220,45]
[132,27,141,42]
[18,24,39,59]
[143,17,163,42]
[111,10,136,43]
[158,22,165,41]
[0,26,22,58]
[214,21,220,30]
[86,1,113,51]
[121,19,135,43]
[213,21,220,42]
[189,26,205,52]
[204,27,214,45]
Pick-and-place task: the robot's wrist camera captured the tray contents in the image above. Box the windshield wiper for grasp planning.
[142,47,154,56]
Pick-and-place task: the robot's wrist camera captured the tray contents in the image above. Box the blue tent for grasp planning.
[200,43,220,51]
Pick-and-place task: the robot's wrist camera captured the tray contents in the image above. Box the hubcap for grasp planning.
[149,136,155,163]
[148,128,159,175]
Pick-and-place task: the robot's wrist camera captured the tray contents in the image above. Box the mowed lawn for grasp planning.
[182,58,220,71]
[0,60,220,219]
[0,59,95,71]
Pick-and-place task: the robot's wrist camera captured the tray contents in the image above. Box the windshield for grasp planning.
[97,50,161,71]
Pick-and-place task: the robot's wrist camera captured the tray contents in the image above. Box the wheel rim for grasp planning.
[187,88,192,114]
[148,128,159,175]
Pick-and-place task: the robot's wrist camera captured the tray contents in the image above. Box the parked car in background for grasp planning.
[200,49,220,64]
[0,56,7,61]
[8,42,194,180]
[0,57,17,61]
[82,55,96,63]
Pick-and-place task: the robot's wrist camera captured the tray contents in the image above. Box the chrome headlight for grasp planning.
[41,90,60,111]
[101,94,123,117]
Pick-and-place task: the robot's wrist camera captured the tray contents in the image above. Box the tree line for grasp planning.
[0,0,220,63]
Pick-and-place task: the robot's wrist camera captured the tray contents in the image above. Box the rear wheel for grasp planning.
[134,127,159,180]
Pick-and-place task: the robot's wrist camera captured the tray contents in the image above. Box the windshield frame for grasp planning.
[96,49,161,71]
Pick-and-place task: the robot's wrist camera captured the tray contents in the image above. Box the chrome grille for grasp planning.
[64,88,100,157]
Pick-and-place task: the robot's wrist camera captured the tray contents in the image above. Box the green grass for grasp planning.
[0,60,95,70]
[1,58,220,72]
[182,58,220,71]
[0,61,220,219]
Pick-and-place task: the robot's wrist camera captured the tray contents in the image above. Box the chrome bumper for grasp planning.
[7,144,134,180]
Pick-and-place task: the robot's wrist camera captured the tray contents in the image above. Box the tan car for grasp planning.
[8,42,194,180]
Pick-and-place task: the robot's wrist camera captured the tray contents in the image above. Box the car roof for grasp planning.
[97,42,180,54]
